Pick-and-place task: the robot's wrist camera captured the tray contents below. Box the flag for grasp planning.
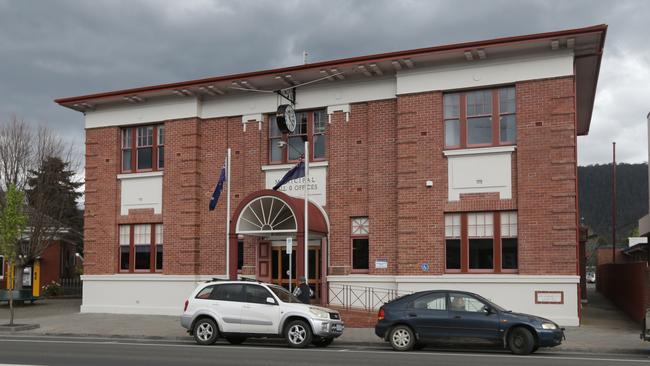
[273,160,305,190]
[209,166,226,211]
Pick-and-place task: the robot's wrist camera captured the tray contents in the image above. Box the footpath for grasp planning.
[0,285,647,354]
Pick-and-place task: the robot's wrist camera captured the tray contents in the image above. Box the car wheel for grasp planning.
[389,325,415,351]
[508,327,535,355]
[312,336,334,347]
[193,318,219,345]
[285,320,313,348]
[225,336,246,345]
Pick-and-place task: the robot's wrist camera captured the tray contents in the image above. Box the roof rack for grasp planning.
[239,277,262,283]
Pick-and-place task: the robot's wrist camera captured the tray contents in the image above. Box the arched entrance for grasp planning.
[229,189,329,302]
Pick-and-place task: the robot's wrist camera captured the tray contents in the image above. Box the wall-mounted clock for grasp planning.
[276,104,297,133]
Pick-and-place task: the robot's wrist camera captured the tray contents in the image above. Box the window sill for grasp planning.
[443,145,516,157]
[117,171,164,180]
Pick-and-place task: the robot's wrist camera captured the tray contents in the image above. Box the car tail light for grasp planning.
[184,299,189,312]
[378,307,385,321]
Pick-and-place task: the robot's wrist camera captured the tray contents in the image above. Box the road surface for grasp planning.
[0,335,648,366]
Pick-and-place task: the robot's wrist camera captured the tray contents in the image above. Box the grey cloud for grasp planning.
[0,0,648,167]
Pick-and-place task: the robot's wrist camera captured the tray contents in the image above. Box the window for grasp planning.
[119,225,130,271]
[445,214,461,270]
[155,224,163,271]
[245,284,273,304]
[351,217,369,271]
[237,240,244,271]
[468,213,493,270]
[196,285,215,299]
[412,292,447,310]
[501,211,518,270]
[134,224,151,270]
[444,211,517,273]
[214,284,244,302]
[449,293,487,313]
[121,128,132,172]
[157,125,165,169]
[268,110,327,163]
[121,124,164,173]
[118,223,163,272]
[444,87,516,148]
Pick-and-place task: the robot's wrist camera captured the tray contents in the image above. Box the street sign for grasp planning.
[286,237,292,253]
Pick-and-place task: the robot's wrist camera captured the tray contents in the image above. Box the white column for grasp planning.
[304,141,309,283]
[225,148,231,277]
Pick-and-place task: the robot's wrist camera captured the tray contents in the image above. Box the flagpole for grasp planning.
[225,148,231,278]
[304,141,309,290]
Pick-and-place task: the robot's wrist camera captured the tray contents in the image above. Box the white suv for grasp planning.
[181,280,344,348]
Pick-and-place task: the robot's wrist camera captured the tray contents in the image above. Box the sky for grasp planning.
[0,0,648,167]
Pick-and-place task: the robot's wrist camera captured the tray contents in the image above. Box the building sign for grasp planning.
[420,263,430,272]
[263,163,327,206]
[535,291,564,304]
[375,259,388,269]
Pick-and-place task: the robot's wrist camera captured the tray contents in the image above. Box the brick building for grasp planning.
[56,25,606,325]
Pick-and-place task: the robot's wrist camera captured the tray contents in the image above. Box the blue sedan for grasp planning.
[375,290,564,354]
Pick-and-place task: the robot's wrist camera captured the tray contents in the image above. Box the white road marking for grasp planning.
[0,338,647,364]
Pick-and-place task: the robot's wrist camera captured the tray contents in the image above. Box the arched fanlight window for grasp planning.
[236,196,297,234]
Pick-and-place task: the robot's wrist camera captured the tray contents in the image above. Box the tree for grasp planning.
[0,116,83,289]
[22,157,83,271]
[0,184,27,326]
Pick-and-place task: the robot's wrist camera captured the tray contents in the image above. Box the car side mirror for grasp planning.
[483,305,493,315]
[266,297,276,304]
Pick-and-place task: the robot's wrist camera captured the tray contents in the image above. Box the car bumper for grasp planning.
[537,328,565,347]
[312,319,345,338]
[180,314,192,331]
[374,321,391,340]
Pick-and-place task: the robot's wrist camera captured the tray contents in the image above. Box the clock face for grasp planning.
[277,104,297,134]
[284,104,296,133]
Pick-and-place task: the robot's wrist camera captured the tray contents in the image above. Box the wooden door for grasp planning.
[257,242,271,283]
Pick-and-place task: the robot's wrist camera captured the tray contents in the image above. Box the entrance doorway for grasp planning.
[271,246,321,301]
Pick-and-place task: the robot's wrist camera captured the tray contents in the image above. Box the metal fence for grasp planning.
[328,283,412,311]
[59,277,82,297]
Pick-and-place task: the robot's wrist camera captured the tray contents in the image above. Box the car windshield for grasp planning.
[268,285,302,303]
[481,296,507,312]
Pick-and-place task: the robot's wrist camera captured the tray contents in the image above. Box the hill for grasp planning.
[578,163,648,243]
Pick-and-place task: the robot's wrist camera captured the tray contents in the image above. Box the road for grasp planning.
[0,335,648,366]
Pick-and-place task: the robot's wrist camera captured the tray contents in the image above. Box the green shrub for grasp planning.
[42,281,63,297]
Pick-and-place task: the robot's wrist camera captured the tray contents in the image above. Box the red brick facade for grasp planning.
[84,76,579,278]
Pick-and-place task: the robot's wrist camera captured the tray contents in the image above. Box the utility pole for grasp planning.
[612,142,616,264]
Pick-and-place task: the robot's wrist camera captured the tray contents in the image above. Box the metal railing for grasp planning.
[59,277,82,297]
[328,283,412,311]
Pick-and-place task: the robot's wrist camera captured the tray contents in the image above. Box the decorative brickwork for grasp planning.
[83,76,579,278]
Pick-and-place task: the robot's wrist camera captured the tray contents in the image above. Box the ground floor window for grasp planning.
[445,211,517,273]
[351,217,369,272]
[119,223,163,272]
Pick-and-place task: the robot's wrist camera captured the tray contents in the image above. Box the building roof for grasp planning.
[56,24,607,135]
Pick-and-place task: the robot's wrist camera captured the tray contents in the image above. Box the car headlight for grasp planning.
[309,307,330,319]
[541,322,558,330]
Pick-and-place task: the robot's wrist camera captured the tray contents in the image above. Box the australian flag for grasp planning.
[272,160,305,191]
[209,166,226,211]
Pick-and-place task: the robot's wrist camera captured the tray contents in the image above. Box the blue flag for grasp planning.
[209,166,226,211]
[273,161,305,190]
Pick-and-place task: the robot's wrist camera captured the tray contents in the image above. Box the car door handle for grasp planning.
[408,313,417,317]
[454,315,462,319]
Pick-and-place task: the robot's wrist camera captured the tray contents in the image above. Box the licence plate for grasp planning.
[333,324,344,332]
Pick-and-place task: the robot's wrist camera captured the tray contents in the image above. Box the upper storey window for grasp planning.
[269,110,327,164]
[444,87,516,149]
[121,124,164,173]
